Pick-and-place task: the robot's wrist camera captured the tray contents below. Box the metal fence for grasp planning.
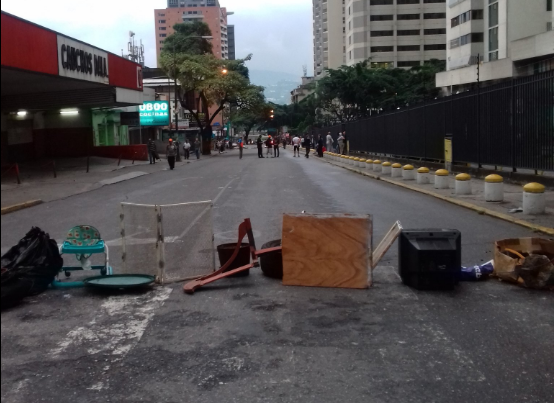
[314,71,553,172]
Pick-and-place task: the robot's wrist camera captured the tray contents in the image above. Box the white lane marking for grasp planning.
[50,287,172,361]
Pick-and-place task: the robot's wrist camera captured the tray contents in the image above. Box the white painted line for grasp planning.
[49,287,172,390]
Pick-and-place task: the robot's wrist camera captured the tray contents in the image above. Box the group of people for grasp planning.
[256,135,281,158]
[147,137,201,171]
[289,131,347,158]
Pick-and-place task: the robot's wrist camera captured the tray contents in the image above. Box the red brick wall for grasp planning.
[33,128,93,159]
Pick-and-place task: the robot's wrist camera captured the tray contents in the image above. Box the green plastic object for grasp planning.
[83,274,156,289]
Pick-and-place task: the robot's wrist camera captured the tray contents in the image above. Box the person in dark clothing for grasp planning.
[304,135,311,158]
[148,137,157,164]
[166,139,177,170]
[257,135,264,158]
[317,136,324,158]
[274,136,280,158]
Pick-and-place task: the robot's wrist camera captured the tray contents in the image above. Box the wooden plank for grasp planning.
[282,213,371,289]
[372,221,403,269]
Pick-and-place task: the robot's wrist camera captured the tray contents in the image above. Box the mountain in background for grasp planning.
[249,70,301,105]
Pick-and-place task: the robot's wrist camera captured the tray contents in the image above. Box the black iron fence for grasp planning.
[314,71,554,172]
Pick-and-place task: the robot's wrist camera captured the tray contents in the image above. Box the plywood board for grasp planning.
[282,213,371,289]
[372,221,403,269]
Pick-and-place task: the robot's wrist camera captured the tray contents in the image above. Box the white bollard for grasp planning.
[356,158,362,168]
[373,160,382,172]
[435,169,450,189]
[392,163,403,178]
[382,162,392,175]
[365,159,373,170]
[417,167,430,184]
[484,174,504,202]
[403,165,416,180]
[523,183,546,214]
[455,173,472,195]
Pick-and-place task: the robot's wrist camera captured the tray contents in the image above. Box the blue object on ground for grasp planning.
[460,260,494,281]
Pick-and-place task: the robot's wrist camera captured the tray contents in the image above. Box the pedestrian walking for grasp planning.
[148,136,157,164]
[257,135,264,158]
[292,135,301,157]
[317,136,324,158]
[238,137,244,159]
[183,139,191,160]
[274,136,280,158]
[337,132,345,155]
[166,138,177,170]
[342,131,348,155]
[220,140,225,154]
[326,132,334,154]
[194,138,201,159]
[265,136,273,158]
[304,135,311,158]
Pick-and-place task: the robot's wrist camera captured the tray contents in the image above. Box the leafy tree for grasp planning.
[230,86,267,142]
[160,52,259,154]
[162,22,213,56]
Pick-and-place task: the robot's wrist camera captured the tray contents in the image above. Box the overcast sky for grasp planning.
[1,0,313,78]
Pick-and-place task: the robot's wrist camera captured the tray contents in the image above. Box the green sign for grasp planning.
[138,101,170,126]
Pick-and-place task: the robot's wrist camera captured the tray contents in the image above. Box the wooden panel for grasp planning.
[282,214,371,289]
[372,221,403,269]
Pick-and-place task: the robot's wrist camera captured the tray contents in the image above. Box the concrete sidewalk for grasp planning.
[315,155,554,234]
[0,155,208,209]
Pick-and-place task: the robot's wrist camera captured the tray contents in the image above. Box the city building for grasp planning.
[313,0,346,78]
[436,0,554,93]
[344,0,448,69]
[228,25,236,60]
[291,76,316,104]
[1,12,146,163]
[155,0,232,63]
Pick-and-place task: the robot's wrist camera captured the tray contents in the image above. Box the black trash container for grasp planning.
[217,243,251,278]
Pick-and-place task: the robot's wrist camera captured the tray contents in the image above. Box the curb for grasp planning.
[1,200,43,215]
[318,159,554,236]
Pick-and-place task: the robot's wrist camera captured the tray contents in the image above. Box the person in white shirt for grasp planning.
[337,133,345,155]
[326,132,334,153]
[292,136,301,157]
[183,139,191,160]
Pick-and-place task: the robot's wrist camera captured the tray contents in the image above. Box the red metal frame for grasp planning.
[183,219,282,294]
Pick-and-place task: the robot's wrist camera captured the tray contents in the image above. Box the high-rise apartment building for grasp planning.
[155,0,231,64]
[313,0,346,78]
[436,0,553,92]
[344,0,448,69]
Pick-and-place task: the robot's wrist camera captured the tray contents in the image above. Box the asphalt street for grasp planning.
[1,147,553,403]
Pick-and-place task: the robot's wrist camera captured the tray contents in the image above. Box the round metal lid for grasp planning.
[84,275,156,289]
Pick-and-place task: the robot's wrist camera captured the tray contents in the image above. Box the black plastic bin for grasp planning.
[217,243,251,278]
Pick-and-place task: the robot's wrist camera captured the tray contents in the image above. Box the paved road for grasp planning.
[1,147,552,403]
